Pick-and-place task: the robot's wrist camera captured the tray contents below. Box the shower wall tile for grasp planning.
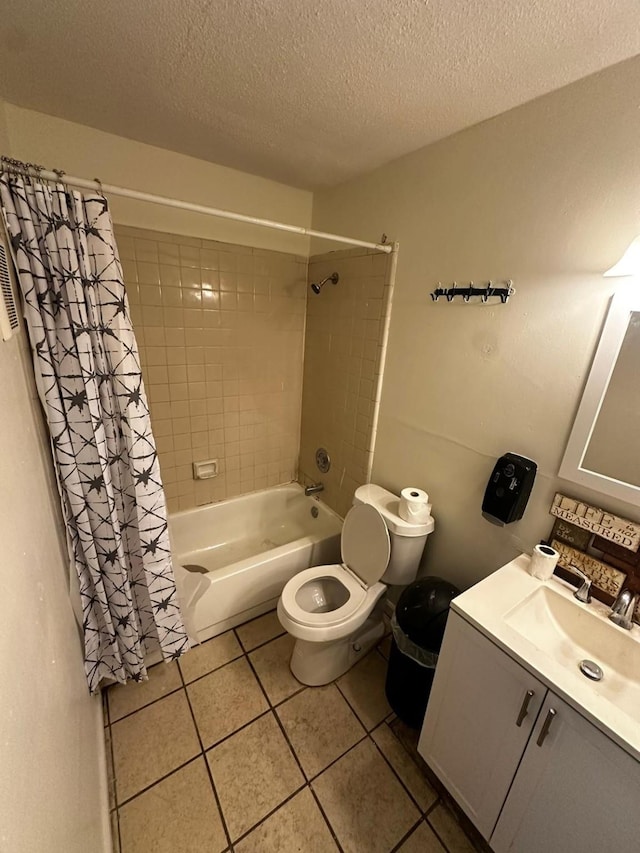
[115,225,306,512]
[298,248,394,517]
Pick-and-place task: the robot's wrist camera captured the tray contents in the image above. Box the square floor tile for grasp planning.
[312,739,420,853]
[119,758,227,853]
[108,661,182,722]
[179,630,242,683]
[112,690,200,803]
[428,804,477,853]
[398,820,446,852]
[207,712,304,840]
[337,651,391,730]
[236,609,285,651]
[372,724,437,811]
[249,634,302,705]
[187,656,269,747]
[234,788,337,853]
[276,685,365,779]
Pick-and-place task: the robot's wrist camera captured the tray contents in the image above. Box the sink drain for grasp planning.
[579,659,603,681]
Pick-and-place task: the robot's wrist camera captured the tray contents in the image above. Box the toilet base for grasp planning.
[290,614,386,686]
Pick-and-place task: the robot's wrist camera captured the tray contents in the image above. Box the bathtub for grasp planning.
[169,483,342,642]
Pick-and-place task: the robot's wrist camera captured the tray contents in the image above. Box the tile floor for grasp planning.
[104,610,485,853]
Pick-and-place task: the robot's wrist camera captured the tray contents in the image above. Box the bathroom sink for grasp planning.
[504,585,640,720]
[450,554,640,760]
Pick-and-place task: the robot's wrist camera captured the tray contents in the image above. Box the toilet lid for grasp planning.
[341,504,390,587]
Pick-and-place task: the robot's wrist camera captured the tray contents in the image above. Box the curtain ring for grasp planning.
[94,176,103,192]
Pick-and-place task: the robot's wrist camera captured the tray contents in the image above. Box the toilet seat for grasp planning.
[279,504,391,631]
[279,564,366,627]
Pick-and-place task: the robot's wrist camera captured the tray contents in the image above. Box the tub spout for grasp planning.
[304,483,324,496]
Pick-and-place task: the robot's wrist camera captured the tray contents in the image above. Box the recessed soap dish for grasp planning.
[193,459,218,480]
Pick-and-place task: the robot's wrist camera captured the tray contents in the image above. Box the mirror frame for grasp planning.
[559,287,640,505]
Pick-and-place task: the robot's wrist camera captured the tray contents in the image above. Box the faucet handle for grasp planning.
[564,564,592,604]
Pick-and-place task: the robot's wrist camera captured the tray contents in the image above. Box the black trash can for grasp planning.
[385,576,460,729]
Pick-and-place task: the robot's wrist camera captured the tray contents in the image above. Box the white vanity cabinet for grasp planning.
[418,612,547,839]
[419,610,640,852]
[491,692,640,853]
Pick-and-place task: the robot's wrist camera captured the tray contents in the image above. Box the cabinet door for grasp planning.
[418,612,546,839]
[491,693,640,853]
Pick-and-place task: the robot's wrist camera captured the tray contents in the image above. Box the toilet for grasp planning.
[277,484,434,686]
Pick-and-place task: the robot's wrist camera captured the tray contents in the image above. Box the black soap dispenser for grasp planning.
[482,452,537,526]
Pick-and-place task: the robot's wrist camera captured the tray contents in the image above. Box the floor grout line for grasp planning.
[389,817,428,853]
[177,670,235,853]
[109,683,185,725]
[180,647,245,687]
[115,752,202,810]
[229,780,308,846]
[367,727,431,817]
[305,726,368,783]
[243,651,346,852]
[426,812,454,853]
[333,677,373,733]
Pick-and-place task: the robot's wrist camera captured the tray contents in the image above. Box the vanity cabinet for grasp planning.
[418,613,547,838]
[491,692,640,853]
[419,611,640,852]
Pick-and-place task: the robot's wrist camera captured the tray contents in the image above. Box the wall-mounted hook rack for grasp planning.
[430,280,515,304]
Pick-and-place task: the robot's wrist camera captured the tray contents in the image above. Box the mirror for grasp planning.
[559,289,640,505]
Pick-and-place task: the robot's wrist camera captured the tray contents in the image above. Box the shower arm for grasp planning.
[311,272,339,294]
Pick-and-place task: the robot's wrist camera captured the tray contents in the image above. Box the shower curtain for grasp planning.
[0,172,189,692]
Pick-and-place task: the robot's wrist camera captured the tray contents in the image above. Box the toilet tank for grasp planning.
[353,484,435,585]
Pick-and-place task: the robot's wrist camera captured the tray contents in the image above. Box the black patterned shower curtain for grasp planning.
[0,171,189,692]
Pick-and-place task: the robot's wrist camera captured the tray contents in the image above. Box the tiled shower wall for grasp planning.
[116,226,306,512]
[298,248,394,517]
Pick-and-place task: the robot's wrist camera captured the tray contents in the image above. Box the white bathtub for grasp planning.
[169,484,342,642]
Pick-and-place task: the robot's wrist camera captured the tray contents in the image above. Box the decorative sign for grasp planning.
[549,518,591,552]
[550,493,640,553]
[551,540,626,597]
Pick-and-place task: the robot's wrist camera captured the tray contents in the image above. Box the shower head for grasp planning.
[310,272,339,295]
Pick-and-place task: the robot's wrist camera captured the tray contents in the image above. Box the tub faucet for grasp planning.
[304,483,324,496]
[608,588,638,630]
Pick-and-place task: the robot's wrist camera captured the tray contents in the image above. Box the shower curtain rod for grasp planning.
[2,162,393,254]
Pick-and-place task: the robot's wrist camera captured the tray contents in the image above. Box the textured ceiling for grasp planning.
[0,1,639,189]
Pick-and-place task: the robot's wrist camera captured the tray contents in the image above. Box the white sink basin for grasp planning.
[504,586,640,720]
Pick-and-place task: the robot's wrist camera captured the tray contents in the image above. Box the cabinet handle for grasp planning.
[536,708,557,747]
[515,689,535,727]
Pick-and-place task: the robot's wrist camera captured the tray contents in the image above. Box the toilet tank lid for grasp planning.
[353,484,434,537]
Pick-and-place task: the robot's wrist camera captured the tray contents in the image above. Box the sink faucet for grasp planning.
[304,482,324,496]
[609,588,638,631]
[564,565,592,604]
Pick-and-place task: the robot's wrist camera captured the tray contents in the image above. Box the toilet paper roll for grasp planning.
[529,544,559,581]
[399,487,431,524]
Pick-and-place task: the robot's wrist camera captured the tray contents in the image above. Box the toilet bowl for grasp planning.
[278,484,434,686]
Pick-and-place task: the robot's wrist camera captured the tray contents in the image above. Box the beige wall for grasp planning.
[116,225,305,511]
[312,56,640,590]
[299,248,393,517]
[0,310,109,849]
[3,102,313,255]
